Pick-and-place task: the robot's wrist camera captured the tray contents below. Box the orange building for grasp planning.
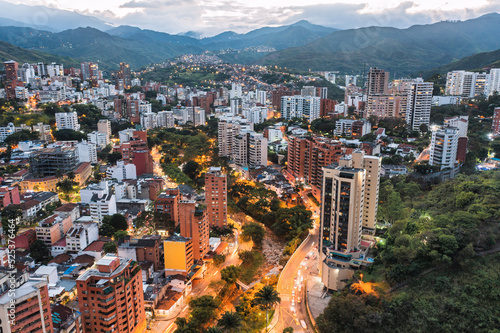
[163,235,194,275]
[204,167,227,228]
[77,255,146,333]
[179,200,210,261]
[154,188,180,233]
[35,213,73,246]
[0,280,53,333]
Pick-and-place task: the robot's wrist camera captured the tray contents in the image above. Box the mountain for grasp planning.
[106,25,202,47]
[200,20,338,48]
[0,17,54,32]
[0,26,203,71]
[419,48,500,78]
[0,0,111,32]
[257,13,500,75]
[0,40,78,66]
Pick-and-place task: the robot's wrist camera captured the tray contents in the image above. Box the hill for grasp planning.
[418,48,500,78]
[258,13,500,75]
[0,40,78,67]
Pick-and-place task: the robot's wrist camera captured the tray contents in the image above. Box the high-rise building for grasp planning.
[487,69,500,96]
[32,122,52,142]
[430,127,459,170]
[55,111,80,131]
[0,279,54,333]
[406,80,433,131]
[492,107,500,137]
[287,135,344,199]
[157,111,175,128]
[281,95,321,122]
[119,62,132,89]
[233,131,267,167]
[205,167,227,228]
[218,115,253,158]
[179,200,210,261]
[77,254,146,333]
[4,60,19,100]
[366,67,389,96]
[445,71,489,97]
[80,62,101,82]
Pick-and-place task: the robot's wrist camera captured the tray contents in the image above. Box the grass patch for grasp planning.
[239,250,265,284]
[307,193,319,206]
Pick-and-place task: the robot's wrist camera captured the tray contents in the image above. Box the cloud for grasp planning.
[82,0,500,35]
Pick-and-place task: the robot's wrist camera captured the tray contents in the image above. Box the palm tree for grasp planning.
[217,311,242,333]
[254,285,281,333]
[205,327,223,333]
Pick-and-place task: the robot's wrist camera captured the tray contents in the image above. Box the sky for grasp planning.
[5,0,500,35]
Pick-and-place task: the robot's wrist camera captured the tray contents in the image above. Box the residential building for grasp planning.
[0,185,20,209]
[0,123,16,143]
[97,119,111,145]
[76,255,146,333]
[178,201,210,261]
[36,214,72,246]
[66,221,99,252]
[182,107,206,126]
[32,122,52,142]
[430,126,459,170]
[406,80,433,131]
[157,111,175,128]
[487,68,500,96]
[0,280,53,333]
[55,112,80,131]
[51,304,83,333]
[106,161,137,181]
[233,131,267,167]
[334,119,371,138]
[54,203,81,223]
[87,131,108,149]
[445,70,489,97]
[118,235,162,270]
[218,114,253,158]
[281,95,321,122]
[287,135,344,199]
[367,67,389,95]
[89,191,117,224]
[205,167,227,228]
[163,235,194,275]
[492,107,500,137]
[4,60,18,100]
[154,189,180,234]
[76,140,98,164]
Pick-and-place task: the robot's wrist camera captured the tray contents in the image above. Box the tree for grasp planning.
[419,123,429,133]
[241,223,265,248]
[57,179,77,197]
[1,204,21,238]
[283,328,294,333]
[113,230,128,242]
[491,137,500,158]
[254,285,281,333]
[103,242,117,254]
[99,223,115,237]
[30,240,51,264]
[183,160,201,180]
[53,129,87,141]
[220,265,241,285]
[102,214,129,231]
[213,254,226,266]
[217,311,242,333]
[107,152,122,165]
[3,130,39,145]
[67,171,76,181]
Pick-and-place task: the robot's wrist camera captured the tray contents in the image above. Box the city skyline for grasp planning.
[2,0,500,35]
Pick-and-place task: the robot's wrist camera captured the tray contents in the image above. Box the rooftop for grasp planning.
[77,256,131,281]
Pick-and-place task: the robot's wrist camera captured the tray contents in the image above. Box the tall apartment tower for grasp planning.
[281,95,321,122]
[430,127,459,170]
[77,255,146,333]
[492,107,500,137]
[0,279,54,333]
[406,80,433,131]
[4,60,19,100]
[351,150,381,231]
[217,115,253,157]
[320,161,365,254]
[205,167,228,228]
[178,200,210,261]
[56,111,80,131]
[119,62,132,89]
[97,119,112,145]
[366,67,389,95]
[233,131,268,167]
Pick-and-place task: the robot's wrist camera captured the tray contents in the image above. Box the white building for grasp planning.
[106,161,137,181]
[55,111,80,131]
[0,123,16,143]
[141,112,158,130]
[334,119,371,137]
[66,221,99,252]
[182,107,206,126]
[233,131,267,168]
[445,71,489,97]
[76,140,98,164]
[89,191,117,224]
[406,80,433,131]
[444,116,469,138]
[97,119,111,145]
[32,122,52,142]
[242,107,268,124]
[281,95,321,122]
[157,111,175,128]
[118,128,136,143]
[218,114,254,158]
[432,96,462,106]
[430,127,459,170]
[87,131,108,149]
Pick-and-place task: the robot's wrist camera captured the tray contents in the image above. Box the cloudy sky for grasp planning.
[6,0,500,35]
